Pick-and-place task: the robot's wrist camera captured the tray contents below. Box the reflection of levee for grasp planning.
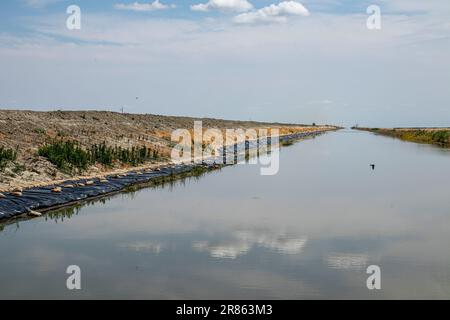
[0,165,214,229]
[0,130,330,223]
[0,164,215,224]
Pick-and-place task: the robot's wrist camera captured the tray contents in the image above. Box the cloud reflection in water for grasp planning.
[193,229,308,259]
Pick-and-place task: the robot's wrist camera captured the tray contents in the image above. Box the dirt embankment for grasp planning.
[354,127,450,147]
[0,110,336,192]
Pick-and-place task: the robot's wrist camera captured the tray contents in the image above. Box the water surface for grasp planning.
[1,130,450,299]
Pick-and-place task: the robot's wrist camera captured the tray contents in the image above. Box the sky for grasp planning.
[0,0,449,127]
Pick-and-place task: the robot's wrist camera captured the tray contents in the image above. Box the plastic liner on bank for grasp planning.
[0,130,325,221]
[0,165,198,221]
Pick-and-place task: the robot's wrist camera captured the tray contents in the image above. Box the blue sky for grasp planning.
[1,0,449,127]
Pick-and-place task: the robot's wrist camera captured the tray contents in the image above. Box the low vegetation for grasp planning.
[431,131,450,145]
[0,147,18,171]
[38,140,161,173]
[88,143,160,167]
[355,127,450,147]
[38,140,89,173]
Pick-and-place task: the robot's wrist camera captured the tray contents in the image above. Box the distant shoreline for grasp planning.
[353,127,450,148]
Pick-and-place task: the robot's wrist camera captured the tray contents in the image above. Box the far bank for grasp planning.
[353,127,450,148]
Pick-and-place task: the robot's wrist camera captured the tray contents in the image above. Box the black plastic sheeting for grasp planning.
[0,130,327,221]
[0,164,199,221]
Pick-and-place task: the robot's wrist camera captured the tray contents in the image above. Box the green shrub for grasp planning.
[38,140,160,173]
[13,163,26,174]
[90,143,158,167]
[0,147,18,171]
[89,143,114,167]
[432,131,450,145]
[33,128,46,135]
[38,140,89,173]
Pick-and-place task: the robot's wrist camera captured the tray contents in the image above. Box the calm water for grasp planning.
[1,130,450,299]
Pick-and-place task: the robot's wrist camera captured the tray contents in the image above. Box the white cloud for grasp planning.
[193,231,308,259]
[234,1,310,24]
[191,0,253,12]
[114,0,175,12]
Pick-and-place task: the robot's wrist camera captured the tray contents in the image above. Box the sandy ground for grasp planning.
[0,110,336,192]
